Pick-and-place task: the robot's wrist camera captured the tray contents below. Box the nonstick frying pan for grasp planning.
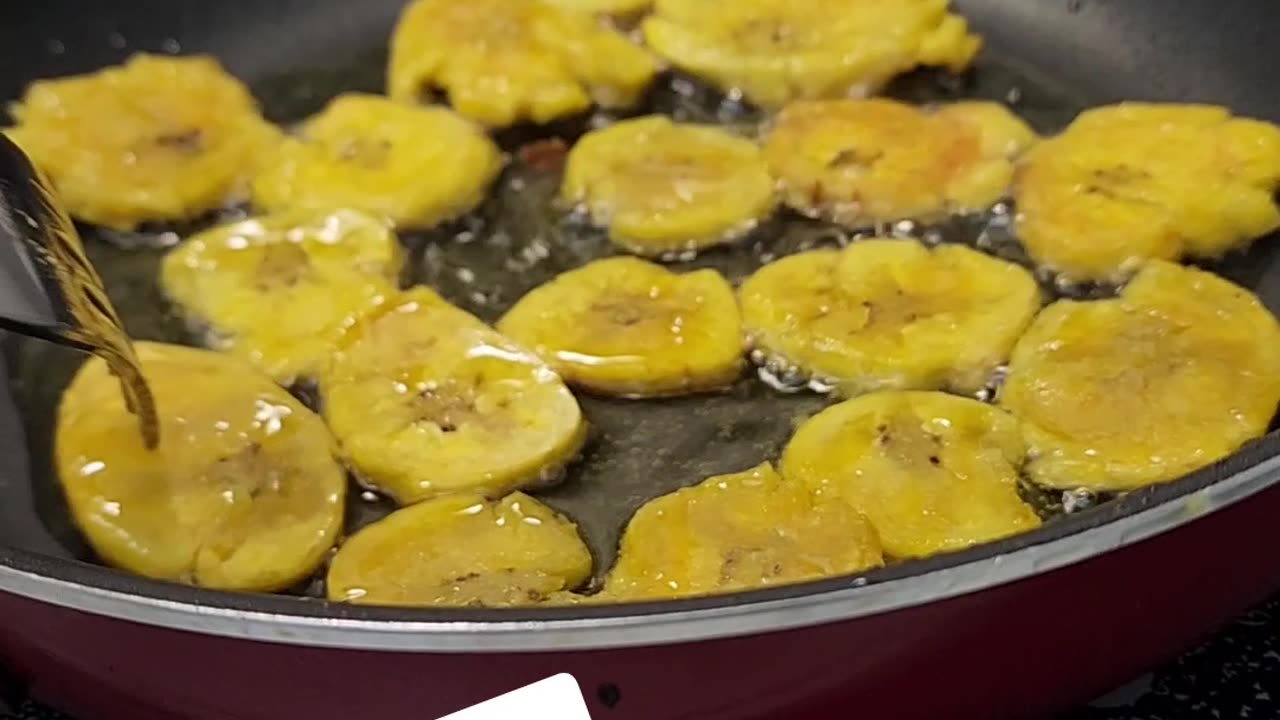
[0,1,1279,718]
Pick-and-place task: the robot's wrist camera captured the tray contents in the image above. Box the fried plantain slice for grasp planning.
[740,239,1041,396]
[781,391,1039,558]
[497,257,744,397]
[160,209,403,385]
[563,115,776,255]
[1000,260,1280,492]
[764,99,1037,226]
[1014,103,1280,282]
[328,492,592,607]
[5,54,280,230]
[55,342,345,591]
[602,462,883,600]
[250,93,501,228]
[322,288,586,504]
[642,0,981,110]
[543,0,651,15]
[388,0,659,128]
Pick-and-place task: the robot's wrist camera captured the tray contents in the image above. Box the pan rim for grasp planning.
[0,434,1275,652]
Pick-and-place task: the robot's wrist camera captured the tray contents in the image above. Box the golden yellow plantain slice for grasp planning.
[55,342,345,591]
[563,116,776,255]
[497,257,744,397]
[1000,260,1280,492]
[781,391,1040,558]
[1015,103,1280,282]
[543,0,651,15]
[322,288,587,504]
[764,99,1037,226]
[388,0,659,127]
[603,462,883,601]
[5,54,279,230]
[160,209,403,385]
[328,492,592,607]
[740,239,1041,396]
[642,0,982,109]
[250,93,502,228]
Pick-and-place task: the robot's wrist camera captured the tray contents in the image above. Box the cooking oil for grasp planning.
[12,54,1229,587]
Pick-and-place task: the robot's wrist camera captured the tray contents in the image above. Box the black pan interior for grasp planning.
[0,0,1278,620]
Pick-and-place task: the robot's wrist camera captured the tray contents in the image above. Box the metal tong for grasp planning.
[0,132,123,353]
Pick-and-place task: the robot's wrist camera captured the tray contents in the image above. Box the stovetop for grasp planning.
[1065,592,1280,720]
[5,595,1280,720]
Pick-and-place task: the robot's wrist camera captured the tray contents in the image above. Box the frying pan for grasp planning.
[0,1,1278,718]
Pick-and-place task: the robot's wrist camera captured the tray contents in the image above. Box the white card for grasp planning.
[438,674,594,720]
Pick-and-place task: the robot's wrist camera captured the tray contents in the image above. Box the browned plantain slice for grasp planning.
[497,257,744,397]
[6,54,280,229]
[328,492,592,607]
[643,0,982,109]
[603,462,883,600]
[781,390,1040,558]
[1014,103,1280,282]
[543,0,651,15]
[56,342,345,591]
[1000,260,1280,491]
[322,288,587,504]
[160,208,403,384]
[739,239,1041,396]
[389,0,659,127]
[563,115,776,255]
[764,98,1036,226]
[250,93,502,228]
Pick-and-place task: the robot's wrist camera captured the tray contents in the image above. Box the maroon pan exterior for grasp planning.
[0,455,1275,720]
